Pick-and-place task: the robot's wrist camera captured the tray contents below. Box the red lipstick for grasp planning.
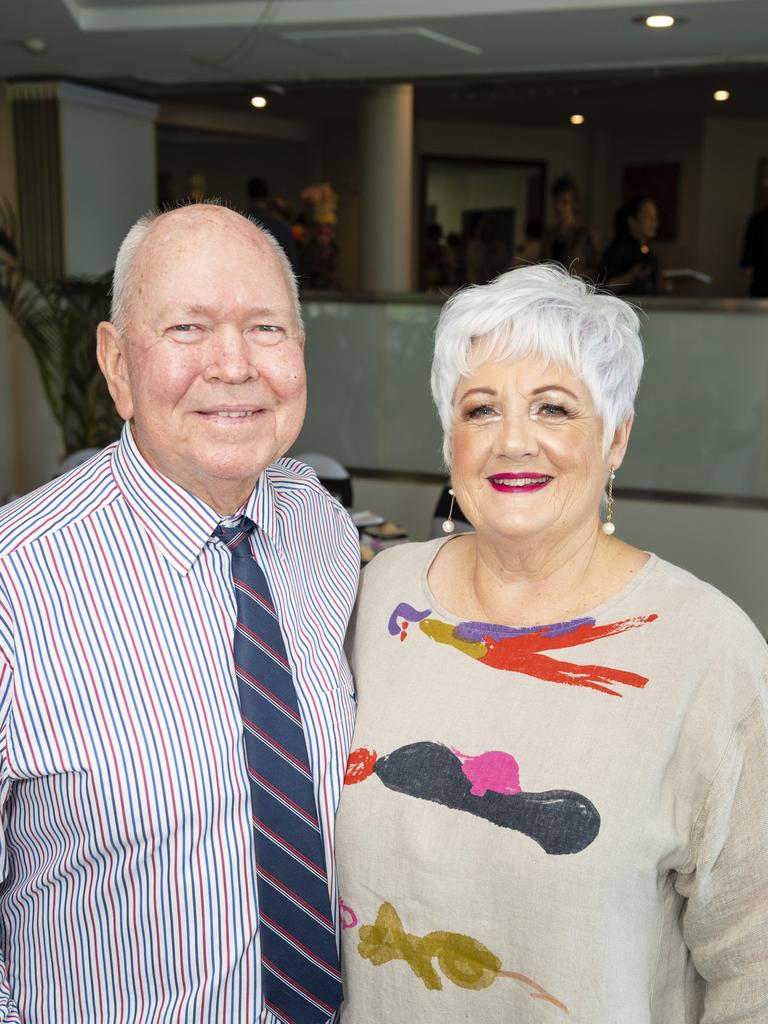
[488,472,552,493]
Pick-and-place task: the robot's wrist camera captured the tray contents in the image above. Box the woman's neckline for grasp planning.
[419,535,658,629]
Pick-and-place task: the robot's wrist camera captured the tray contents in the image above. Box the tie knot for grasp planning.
[214,517,255,552]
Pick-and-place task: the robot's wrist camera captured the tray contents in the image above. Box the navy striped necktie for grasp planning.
[216,518,342,1024]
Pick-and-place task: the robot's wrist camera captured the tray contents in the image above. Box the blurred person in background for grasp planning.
[445,231,467,289]
[422,222,448,292]
[247,175,300,273]
[539,177,599,279]
[740,205,768,297]
[601,195,659,296]
[466,214,509,284]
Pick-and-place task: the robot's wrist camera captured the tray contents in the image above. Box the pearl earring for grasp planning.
[602,467,616,536]
[442,489,456,534]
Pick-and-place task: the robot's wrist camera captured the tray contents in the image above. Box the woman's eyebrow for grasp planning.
[531,385,580,400]
[458,386,497,399]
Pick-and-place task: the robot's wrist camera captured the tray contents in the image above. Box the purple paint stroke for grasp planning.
[388,602,432,636]
[455,616,595,644]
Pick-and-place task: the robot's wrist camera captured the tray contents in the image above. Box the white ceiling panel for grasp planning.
[1,0,766,85]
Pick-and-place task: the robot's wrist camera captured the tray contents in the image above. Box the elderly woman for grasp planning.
[335,265,768,1023]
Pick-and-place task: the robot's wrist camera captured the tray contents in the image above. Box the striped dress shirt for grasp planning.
[0,425,359,1023]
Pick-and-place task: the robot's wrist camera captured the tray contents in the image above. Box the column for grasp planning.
[361,84,414,292]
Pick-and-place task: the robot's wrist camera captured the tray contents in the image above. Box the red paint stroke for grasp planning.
[479,614,658,697]
[345,747,378,784]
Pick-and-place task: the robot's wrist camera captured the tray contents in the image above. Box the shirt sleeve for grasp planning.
[0,586,21,1020]
[674,695,768,1022]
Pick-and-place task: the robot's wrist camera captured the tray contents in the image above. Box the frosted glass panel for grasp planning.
[627,310,768,497]
[295,299,768,500]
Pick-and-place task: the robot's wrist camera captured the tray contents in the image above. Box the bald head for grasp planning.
[111,203,302,338]
[97,200,308,514]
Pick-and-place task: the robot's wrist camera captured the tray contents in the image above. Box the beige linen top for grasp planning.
[335,538,768,1023]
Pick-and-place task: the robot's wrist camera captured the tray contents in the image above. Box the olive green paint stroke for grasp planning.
[358,902,569,1014]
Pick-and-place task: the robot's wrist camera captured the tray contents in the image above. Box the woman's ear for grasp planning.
[606,413,634,471]
[97,321,134,422]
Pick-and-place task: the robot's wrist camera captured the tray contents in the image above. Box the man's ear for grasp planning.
[607,413,634,471]
[97,321,133,421]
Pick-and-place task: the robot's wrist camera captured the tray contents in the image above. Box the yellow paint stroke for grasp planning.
[419,619,486,659]
[358,902,569,1014]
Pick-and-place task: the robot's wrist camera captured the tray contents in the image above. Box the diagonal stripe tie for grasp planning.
[216,519,341,1024]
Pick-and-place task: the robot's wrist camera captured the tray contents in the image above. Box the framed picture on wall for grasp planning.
[622,162,681,242]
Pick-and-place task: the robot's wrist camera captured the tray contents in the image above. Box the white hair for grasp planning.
[110,200,302,335]
[431,264,644,463]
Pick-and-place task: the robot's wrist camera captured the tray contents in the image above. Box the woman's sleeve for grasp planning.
[674,694,768,1022]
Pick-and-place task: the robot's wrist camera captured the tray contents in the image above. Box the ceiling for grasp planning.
[1,0,766,129]
[2,0,767,85]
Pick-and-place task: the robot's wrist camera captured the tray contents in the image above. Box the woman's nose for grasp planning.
[494,412,539,459]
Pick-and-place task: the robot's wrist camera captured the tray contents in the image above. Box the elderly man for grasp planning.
[0,205,359,1022]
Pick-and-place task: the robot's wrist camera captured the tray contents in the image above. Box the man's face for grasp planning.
[99,208,306,513]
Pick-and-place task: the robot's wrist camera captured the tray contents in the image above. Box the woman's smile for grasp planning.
[488,473,553,493]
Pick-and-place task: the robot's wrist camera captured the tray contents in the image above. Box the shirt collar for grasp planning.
[111,423,283,575]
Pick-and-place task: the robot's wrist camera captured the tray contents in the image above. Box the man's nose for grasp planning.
[205,327,253,383]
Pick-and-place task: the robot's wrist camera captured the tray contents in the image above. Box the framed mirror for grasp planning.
[420,155,546,291]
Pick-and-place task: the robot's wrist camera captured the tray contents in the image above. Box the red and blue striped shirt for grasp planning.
[0,425,359,1023]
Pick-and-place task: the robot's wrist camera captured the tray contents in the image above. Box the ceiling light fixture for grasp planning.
[250,95,268,109]
[645,14,676,28]
[570,113,585,125]
[713,89,730,102]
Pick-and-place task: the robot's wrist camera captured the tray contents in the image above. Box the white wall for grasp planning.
[59,87,158,276]
[697,116,768,297]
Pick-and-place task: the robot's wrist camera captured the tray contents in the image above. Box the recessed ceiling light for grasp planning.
[250,95,268,109]
[570,114,585,126]
[22,37,47,54]
[713,89,730,102]
[645,14,676,28]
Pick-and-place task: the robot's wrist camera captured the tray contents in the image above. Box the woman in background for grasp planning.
[601,195,659,295]
[336,265,768,1023]
[539,176,599,278]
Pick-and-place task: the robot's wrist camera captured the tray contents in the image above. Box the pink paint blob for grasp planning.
[452,748,522,797]
[340,899,358,929]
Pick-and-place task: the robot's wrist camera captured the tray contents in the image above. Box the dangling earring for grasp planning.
[442,488,456,534]
[602,467,616,535]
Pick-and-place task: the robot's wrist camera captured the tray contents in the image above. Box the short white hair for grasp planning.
[110,200,302,335]
[431,264,644,463]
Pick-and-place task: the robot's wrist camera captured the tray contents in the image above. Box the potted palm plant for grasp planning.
[0,199,122,457]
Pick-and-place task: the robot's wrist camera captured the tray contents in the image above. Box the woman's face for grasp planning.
[450,349,631,548]
[629,200,658,242]
[553,190,577,228]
